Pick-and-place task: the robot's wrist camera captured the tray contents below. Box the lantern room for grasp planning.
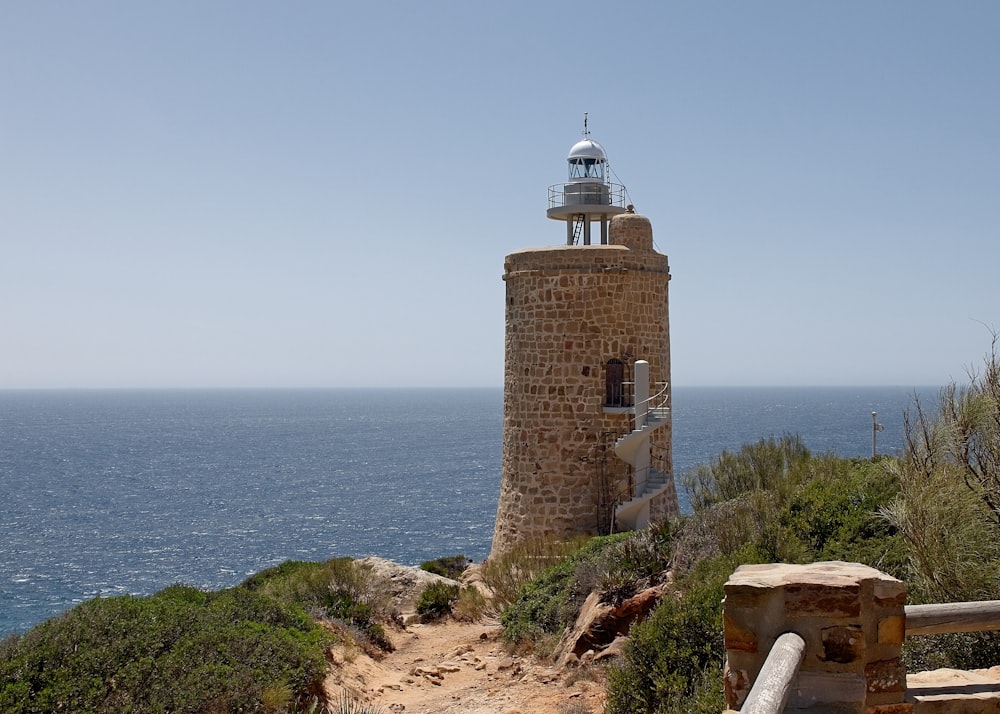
[546,119,628,245]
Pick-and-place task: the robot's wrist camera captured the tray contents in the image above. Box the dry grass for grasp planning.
[451,585,488,622]
[479,535,592,615]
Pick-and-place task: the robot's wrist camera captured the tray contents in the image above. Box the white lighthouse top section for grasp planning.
[547,127,627,230]
[567,139,608,183]
[568,139,607,160]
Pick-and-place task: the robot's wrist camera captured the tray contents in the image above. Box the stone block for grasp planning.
[866,658,906,694]
[722,582,767,610]
[906,667,1000,713]
[723,563,908,710]
[791,671,867,708]
[878,615,906,645]
[786,584,862,618]
[822,625,866,664]
[723,611,758,653]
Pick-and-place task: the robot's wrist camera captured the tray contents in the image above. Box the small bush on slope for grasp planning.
[604,550,755,714]
[500,552,580,648]
[420,554,470,580]
[241,557,394,654]
[452,583,488,621]
[500,527,676,649]
[0,584,331,714]
[481,535,594,615]
[416,581,460,621]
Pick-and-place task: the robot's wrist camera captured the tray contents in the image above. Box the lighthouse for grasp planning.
[545,116,629,246]
[490,123,678,558]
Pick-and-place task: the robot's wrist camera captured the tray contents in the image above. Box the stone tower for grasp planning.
[490,127,678,558]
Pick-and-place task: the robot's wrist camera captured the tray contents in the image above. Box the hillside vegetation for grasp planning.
[493,338,1000,713]
[493,438,909,714]
[0,558,397,713]
[2,341,998,713]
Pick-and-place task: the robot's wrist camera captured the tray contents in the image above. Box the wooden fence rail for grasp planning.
[734,600,1000,712]
[904,599,1000,637]
[738,632,806,714]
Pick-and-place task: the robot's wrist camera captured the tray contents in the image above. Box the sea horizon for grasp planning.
[1,385,932,636]
[0,383,943,392]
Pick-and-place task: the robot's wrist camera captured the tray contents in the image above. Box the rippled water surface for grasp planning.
[1,386,925,635]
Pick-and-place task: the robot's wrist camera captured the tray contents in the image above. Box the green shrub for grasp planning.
[242,557,394,653]
[604,551,747,714]
[683,434,813,510]
[678,442,907,574]
[420,554,470,580]
[678,436,820,568]
[498,529,675,647]
[0,585,331,714]
[416,581,460,621]
[242,557,386,613]
[660,664,727,714]
[782,456,907,577]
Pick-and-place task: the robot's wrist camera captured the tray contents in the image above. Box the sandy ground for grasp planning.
[324,617,607,714]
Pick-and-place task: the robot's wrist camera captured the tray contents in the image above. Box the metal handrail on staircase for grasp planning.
[612,465,669,507]
[615,382,670,468]
[611,367,671,532]
[643,381,670,415]
[631,381,670,431]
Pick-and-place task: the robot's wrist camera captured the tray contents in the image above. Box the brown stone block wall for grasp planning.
[723,562,907,712]
[492,213,676,557]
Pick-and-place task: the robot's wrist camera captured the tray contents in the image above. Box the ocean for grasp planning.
[0,386,930,637]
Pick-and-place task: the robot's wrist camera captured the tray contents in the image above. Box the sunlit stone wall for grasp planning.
[490,212,677,558]
[723,562,908,713]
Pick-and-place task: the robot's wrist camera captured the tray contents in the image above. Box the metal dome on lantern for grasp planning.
[546,114,628,245]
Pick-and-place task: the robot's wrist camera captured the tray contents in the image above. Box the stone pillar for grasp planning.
[723,562,909,713]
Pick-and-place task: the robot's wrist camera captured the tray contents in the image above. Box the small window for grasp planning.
[569,158,605,181]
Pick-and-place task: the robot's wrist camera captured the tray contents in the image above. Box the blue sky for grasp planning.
[2,2,998,388]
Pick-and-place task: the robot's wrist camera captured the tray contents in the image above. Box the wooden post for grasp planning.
[906,600,1000,636]
[739,632,806,713]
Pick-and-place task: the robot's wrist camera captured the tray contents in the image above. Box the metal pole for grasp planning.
[871,411,883,458]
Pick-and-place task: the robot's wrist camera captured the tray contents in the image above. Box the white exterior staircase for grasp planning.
[613,360,671,531]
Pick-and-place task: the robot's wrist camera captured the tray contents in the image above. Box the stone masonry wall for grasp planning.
[491,212,677,558]
[723,562,908,713]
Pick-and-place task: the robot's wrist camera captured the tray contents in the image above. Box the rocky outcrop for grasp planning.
[356,556,460,616]
[554,583,669,667]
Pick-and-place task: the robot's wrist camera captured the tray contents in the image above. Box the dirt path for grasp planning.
[324,618,606,714]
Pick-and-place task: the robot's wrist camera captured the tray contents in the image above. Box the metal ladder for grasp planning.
[572,214,585,244]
